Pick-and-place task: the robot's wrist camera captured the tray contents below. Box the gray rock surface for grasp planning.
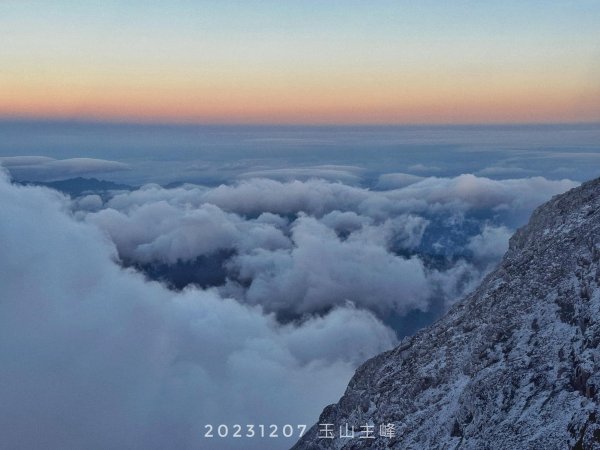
[293,177,600,449]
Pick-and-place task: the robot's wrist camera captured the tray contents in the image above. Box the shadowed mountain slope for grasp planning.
[294,177,600,450]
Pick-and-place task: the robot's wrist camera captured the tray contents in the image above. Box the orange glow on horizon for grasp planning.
[3,88,599,126]
[2,1,599,125]
[2,63,599,125]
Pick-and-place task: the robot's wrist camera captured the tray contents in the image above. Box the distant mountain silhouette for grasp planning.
[19,177,134,197]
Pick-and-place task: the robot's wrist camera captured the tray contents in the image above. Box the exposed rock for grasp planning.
[293,177,600,450]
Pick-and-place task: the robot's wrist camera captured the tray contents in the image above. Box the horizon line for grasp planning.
[1,115,599,129]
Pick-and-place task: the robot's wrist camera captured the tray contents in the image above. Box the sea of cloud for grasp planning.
[82,175,577,318]
[0,171,395,449]
[0,167,579,449]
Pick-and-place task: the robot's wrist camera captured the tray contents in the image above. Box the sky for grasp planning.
[1,0,600,125]
[1,3,599,447]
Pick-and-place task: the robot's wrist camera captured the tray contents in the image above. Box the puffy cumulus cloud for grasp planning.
[202,178,370,217]
[105,175,577,223]
[384,174,578,221]
[428,260,485,309]
[0,170,580,448]
[0,156,129,181]
[319,210,372,234]
[86,197,431,316]
[87,200,291,265]
[106,183,210,212]
[225,216,431,316]
[77,174,578,319]
[467,224,512,263]
[200,175,577,223]
[75,193,104,211]
[88,201,242,264]
[0,172,396,450]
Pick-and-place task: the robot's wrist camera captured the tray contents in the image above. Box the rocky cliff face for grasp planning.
[293,177,600,450]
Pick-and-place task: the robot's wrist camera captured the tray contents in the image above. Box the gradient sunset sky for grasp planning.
[1,0,599,125]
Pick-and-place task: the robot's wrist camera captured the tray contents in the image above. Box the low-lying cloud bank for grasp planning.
[0,171,578,449]
[82,174,577,319]
[0,171,395,449]
[0,156,129,181]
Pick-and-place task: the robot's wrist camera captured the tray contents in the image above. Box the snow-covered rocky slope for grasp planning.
[293,177,600,449]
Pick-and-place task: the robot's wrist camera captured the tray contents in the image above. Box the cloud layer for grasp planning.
[0,156,129,181]
[0,171,396,449]
[82,174,577,319]
[0,170,579,449]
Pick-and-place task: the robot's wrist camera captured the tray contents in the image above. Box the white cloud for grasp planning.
[0,172,396,450]
[385,174,578,216]
[376,172,425,189]
[202,178,370,217]
[80,174,578,318]
[198,175,578,222]
[75,194,104,211]
[467,224,512,262]
[0,166,582,449]
[0,156,129,181]
[226,216,431,316]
